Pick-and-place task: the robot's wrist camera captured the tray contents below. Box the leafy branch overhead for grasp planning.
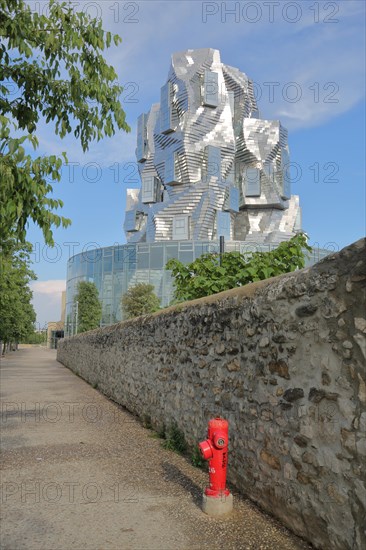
[166,233,312,303]
[0,0,130,244]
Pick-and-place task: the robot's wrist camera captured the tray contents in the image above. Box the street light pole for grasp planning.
[75,300,79,335]
[219,236,225,266]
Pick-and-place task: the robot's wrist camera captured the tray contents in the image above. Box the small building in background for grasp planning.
[47,291,65,348]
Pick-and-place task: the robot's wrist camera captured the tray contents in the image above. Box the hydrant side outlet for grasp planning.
[198,439,214,460]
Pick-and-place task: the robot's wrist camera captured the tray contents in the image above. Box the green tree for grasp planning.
[74,281,102,333]
[121,283,160,319]
[0,239,36,353]
[166,233,312,303]
[21,330,47,345]
[0,0,130,246]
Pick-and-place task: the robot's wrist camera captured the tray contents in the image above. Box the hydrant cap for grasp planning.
[213,432,226,448]
[198,439,214,460]
[209,418,228,431]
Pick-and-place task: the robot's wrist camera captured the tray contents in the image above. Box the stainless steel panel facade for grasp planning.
[125,48,301,246]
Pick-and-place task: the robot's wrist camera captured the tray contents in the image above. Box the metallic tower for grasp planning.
[124,48,301,245]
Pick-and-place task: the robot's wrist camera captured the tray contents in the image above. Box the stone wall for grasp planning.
[58,239,366,550]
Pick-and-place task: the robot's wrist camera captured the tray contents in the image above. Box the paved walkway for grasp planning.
[0,347,310,550]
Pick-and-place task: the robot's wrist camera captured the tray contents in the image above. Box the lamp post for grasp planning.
[219,236,225,266]
[75,300,79,335]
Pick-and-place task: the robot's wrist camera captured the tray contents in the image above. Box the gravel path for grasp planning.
[0,347,311,550]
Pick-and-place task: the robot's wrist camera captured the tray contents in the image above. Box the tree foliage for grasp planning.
[74,281,102,333]
[0,0,130,245]
[166,233,312,303]
[21,330,47,344]
[121,283,160,319]
[0,239,36,352]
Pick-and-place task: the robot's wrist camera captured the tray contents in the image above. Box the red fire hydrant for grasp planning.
[198,417,233,516]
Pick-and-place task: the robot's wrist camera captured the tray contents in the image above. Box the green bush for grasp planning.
[162,423,187,454]
[121,283,160,319]
[21,331,47,344]
[166,233,312,303]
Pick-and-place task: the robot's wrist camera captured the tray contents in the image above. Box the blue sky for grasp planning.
[25,0,365,327]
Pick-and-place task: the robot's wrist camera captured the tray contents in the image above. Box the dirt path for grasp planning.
[0,347,310,550]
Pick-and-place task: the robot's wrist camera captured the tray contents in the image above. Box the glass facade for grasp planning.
[223,186,239,213]
[65,240,332,335]
[245,167,261,197]
[136,113,148,162]
[203,69,219,107]
[142,175,159,203]
[203,145,221,181]
[160,81,174,134]
[172,216,189,240]
[165,152,179,185]
[216,212,231,240]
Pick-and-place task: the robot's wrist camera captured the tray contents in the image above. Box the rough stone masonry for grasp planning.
[58,238,366,550]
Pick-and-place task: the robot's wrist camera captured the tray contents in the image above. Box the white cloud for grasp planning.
[31,280,65,295]
[30,280,66,329]
[24,1,365,157]
[35,122,137,167]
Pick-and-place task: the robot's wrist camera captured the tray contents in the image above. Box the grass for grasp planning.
[146,420,204,468]
[190,445,204,468]
[162,422,187,454]
[142,414,152,430]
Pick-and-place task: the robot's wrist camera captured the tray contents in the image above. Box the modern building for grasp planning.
[65,49,328,334]
[126,48,300,244]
